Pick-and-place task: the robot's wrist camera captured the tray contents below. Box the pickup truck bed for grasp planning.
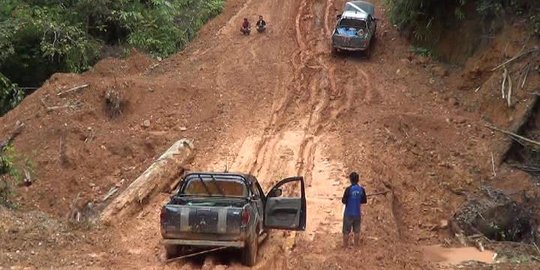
[161,198,247,246]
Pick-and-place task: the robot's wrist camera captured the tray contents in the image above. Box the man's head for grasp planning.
[259,15,263,20]
[244,18,248,21]
[349,172,359,184]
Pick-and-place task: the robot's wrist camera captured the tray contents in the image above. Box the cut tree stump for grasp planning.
[100,139,194,224]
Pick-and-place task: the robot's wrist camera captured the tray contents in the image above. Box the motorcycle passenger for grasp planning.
[240,18,251,35]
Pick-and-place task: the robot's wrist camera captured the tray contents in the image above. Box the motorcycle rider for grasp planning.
[240,18,251,35]
[256,15,266,33]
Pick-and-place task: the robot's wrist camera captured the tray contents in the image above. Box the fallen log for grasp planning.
[100,139,194,224]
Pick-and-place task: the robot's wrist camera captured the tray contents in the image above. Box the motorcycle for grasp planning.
[241,27,251,35]
[256,25,266,33]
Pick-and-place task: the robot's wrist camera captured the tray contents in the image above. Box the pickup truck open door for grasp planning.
[264,176,306,230]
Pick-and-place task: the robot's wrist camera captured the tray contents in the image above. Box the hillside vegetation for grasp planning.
[385,0,539,60]
[0,0,224,115]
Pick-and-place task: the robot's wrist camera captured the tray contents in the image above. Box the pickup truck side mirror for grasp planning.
[268,188,283,198]
[336,14,342,20]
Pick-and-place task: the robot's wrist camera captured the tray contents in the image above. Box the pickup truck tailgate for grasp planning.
[162,205,244,236]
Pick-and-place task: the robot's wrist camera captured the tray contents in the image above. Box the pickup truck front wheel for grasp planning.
[241,235,258,266]
[164,244,180,259]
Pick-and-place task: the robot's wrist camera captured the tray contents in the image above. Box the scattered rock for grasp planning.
[179,126,187,131]
[439,219,449,229]
[448,97,458,106]
[142,120,151,128]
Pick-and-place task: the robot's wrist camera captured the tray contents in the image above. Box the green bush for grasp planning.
[116,0,224,56]
[0,145,19,208]
[385,0,466,41]
[0,144,35,208]
[0,73,24,116]
[385,0,540,48]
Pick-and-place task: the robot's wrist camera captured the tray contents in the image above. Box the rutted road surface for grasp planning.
[3,0,502,268]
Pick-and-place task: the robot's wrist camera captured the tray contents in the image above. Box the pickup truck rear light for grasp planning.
[241,207,250,225]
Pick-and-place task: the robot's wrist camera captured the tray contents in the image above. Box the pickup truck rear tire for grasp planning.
[164,244,180,259]
[241,235,258,266]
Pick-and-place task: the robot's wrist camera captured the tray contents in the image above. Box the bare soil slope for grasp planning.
[1,0,539,269]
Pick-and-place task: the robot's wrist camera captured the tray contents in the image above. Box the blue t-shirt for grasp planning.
[342,184,366,217]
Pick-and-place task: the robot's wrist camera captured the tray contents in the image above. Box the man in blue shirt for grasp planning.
[341,171,367,247]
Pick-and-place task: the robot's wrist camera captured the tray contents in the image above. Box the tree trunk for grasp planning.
[100,139,194,224]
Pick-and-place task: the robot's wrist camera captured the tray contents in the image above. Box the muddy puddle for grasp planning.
[422,245,496,266]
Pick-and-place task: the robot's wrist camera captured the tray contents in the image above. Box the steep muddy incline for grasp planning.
[3,0,536,269]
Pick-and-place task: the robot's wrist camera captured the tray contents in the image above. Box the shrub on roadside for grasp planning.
[0,73,24,116]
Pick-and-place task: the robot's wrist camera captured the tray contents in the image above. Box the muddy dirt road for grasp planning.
[100,0,489,269]
[3,0,539,269]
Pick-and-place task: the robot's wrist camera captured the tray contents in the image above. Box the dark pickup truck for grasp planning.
[160,172,306,266]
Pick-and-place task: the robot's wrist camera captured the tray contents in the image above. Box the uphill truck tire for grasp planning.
[364,47,371,59]
[165,244,180,259]
[331,47,340,56]
[242,234,258,266]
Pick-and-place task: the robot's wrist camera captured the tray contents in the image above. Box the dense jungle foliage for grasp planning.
[0,0,224,115]
[385,0,540,52]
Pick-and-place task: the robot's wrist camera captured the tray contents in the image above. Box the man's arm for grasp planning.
[341,187,350,204]
[361,188,367,204]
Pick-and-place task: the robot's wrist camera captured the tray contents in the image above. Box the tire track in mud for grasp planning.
[163,0,375,268]
[130,0,390,268]
[236,0,350,249]
[200,1,350,268]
